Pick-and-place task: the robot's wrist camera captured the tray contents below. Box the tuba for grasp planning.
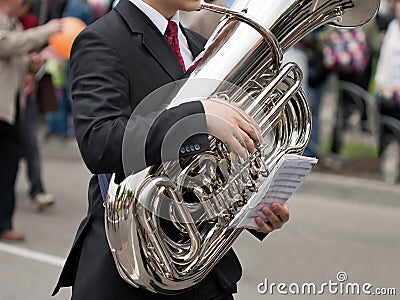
[105,0,379,294]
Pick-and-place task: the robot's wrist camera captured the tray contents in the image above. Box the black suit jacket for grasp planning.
[53,1,249,299]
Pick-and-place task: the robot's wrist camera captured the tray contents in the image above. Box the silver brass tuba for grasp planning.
[105,0,379,294]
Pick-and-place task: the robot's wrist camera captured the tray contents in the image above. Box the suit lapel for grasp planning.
[181,26,205,59]
[115,0,185,80]
[142,23,185,79]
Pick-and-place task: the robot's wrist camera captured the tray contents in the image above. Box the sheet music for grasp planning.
[230,154,318,229]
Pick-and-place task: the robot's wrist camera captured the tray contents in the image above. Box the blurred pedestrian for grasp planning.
[375,0,400,182]
[323,27,374,135]
[0,0,61,241]
[45,0,94,139]
[298,30,329,158]
[375,0,400,107]
[17,0,56,212]
[44,56,70,138]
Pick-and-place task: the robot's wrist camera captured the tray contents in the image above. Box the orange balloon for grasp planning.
[49,17,86,59]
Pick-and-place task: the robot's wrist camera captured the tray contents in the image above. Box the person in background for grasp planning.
[44,54,71,138]
[0,0,61,241]
[17,0,56,212]
[301,29,331,158]
[375,0,400,119]
[45,0,94,138]
[324,22,381,139]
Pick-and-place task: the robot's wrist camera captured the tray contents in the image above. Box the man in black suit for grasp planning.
[52,0,290,299]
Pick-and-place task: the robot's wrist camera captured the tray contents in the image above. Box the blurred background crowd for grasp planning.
[0,0,111,241]
[0,0,399,241]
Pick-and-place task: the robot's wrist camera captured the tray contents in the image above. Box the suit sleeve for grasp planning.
[70,29,210,177]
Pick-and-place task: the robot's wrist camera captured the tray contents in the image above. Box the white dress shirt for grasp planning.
[129,0,194,69]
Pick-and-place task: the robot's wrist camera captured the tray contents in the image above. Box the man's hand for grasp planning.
[255,203,289,234]
[201,99,264,158]
[44,19,63,34]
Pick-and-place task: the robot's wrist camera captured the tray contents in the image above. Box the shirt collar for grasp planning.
[128,0,180,35]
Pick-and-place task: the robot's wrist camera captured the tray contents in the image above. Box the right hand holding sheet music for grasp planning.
[255,203,290,233]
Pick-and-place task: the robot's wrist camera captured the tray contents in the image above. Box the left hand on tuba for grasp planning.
[255,203,289,234]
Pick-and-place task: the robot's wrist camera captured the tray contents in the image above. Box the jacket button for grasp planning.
[194,144,200,151]
[180,147,186,154]
[185,145,191,153]
[190,145,195,152]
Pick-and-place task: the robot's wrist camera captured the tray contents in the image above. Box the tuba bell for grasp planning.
[105,0,379,294]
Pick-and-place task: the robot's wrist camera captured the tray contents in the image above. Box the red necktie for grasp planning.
[165,20,186,72]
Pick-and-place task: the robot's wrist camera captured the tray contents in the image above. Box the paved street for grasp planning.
[0,138,399,300]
